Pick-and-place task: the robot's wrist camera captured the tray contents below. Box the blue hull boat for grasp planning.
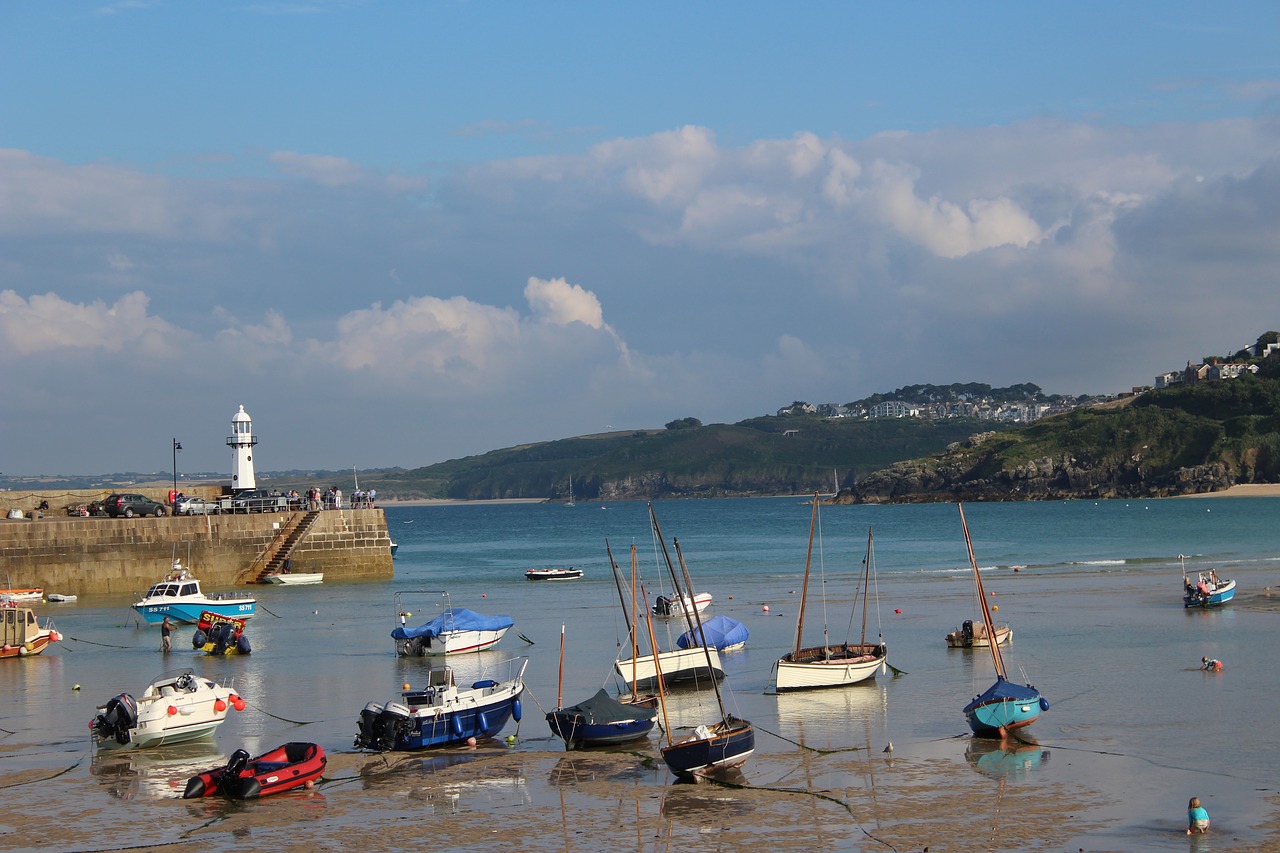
[661,717,755,778]
[963,676,1047,738]
[131,562,256,625]
[546,689,657,749]
[354,658,527,751]
[958,504,1047,739]
[1184,571,1236,608]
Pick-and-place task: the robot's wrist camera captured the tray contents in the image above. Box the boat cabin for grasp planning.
[2,605,41,646]
[403,667,458,709]
[144,580,201,600]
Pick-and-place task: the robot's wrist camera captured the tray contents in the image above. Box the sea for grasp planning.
[3,495,1278,851]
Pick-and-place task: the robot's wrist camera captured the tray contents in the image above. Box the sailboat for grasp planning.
[565,476,576,508]
[545,621,657,750]
[958,503,1048,738]
[775,494,886,692]
[650,506,754,779]
[612,516,724,689]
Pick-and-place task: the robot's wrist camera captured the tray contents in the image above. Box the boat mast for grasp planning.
[958,503,1007,678]
[648,503,699,637]
[859,527,873,647]
[605,539,633,636]
[673,537,730,726]
[640,580,673,743]
[792,493,820,657]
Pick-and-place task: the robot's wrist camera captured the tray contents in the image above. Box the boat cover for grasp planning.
[559,688,657,723]
[392,608,514,640]
[967,676,1042,706]
[676,615,749,650]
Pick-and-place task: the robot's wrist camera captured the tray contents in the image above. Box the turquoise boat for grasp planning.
[132,561,257,625]
[958,504,1047,738]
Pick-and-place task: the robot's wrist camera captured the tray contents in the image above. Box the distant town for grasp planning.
[778,337,1280,426]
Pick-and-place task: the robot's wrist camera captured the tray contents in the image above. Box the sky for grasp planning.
[2,2,1279,477]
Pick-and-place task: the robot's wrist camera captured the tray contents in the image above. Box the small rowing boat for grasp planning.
[525,567,583,581]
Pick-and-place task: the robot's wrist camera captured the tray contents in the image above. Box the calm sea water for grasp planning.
[3,496,1278,851]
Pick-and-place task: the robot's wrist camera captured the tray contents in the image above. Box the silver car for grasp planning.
[174,496,221,516]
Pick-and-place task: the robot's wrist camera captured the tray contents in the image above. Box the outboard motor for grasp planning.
[961,620,975,644]
[92,693,139,745]
[354,701,413,751]
[210,623,234,655]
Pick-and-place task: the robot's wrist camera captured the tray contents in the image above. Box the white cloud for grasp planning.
[0,290,179,358]
[524,276,606,329]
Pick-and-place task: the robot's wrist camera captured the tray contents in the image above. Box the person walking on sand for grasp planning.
[160,616,173,653]
[1187,796,1210,834]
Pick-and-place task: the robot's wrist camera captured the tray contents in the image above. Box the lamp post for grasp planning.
[172,438,182,502]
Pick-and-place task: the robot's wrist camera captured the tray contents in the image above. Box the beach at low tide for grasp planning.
[4,495,1280,852]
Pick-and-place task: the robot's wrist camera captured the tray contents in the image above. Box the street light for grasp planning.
[172,438,182,501]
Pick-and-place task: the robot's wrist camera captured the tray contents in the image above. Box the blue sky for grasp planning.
[2,1,1279,476]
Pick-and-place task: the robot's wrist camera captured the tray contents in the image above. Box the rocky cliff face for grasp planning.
[835,432,1237,504]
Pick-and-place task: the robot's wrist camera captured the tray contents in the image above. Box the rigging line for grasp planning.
[0,757,83,790]
[257,604,283,618]
[752,721,869,755]
[522,684,551,715]
[687,774,900,852]
[238,698,323,726]
[63,635,136,649]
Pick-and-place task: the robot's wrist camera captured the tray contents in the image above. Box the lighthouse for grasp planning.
[227,405,259,490]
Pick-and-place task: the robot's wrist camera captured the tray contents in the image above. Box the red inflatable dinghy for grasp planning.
[183,742,325,799]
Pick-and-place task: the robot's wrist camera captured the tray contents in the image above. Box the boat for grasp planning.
[946,619,1013,648]
[192,610,251,655]
[958,503,1048,738]
[676,614,749,652]
[546,623,657,749]
[183,742,326,799]
[1184,568,1236,608]
[392,591,514,655]
[612,525,723,689]
[0,588,44,604]
[652,591,712,618]
[775,495,887,692]
[354,656,528,751]
[260,571,324,585]
[649,506,754,779]
[47,593,77,603]
[565,476,576,508]
[390,539,399,557]
[1,602,61,658]
[131,560,257,625]
[91,669,245,749]
[525,566,584,581]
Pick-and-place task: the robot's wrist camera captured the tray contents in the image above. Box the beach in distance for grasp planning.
[3,493,1279,852]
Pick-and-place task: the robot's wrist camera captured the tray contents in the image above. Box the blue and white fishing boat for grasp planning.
[392,593,514,655]
[676,614,749,652]
[131,561,256,625]
[1183,569,1236,608]
[353,657,527,751]
[959,504,1047,738]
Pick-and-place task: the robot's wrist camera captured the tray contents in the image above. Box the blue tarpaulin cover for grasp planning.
[965,676,1041,708]
[675,615,749,650]
[392,608,514,640]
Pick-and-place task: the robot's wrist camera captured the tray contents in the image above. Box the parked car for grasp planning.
[229,488,288,513]
[174,496,221,516]
[103,493,167,518]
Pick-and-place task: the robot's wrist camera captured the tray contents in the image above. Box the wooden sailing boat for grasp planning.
[545,621,657,750]
[775,494,887,692]
[612,518,724,689]
[958,503,1047,738]
[651,505,753,779]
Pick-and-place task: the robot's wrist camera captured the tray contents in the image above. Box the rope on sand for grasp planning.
[0,757,83,790]
[64,635,136,650]
[753,722,869,754]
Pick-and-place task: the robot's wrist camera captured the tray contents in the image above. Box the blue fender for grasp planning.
[476,711,490,733]
[1039,697,1050,712]
[512,697,522,722]
[450,715,465,738]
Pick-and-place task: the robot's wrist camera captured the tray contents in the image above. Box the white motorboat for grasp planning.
[91,669,245,749]
[652,591,712,618]
[132,560,257,624]
[260,571,324,585]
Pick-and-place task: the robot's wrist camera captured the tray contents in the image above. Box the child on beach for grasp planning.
[1201,656,1223,671]
[1187,796,1210,834]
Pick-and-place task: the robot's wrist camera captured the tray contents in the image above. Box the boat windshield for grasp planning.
[179,584,197,596]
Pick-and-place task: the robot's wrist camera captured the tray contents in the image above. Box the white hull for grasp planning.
[653,592,712,618]
[401,627,510,656]
[615,645,723,688]
[94,671,241,750]
[261,572,324,585]
[775,646,885,692]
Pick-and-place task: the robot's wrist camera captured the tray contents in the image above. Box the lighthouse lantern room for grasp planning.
[227,404,259,490]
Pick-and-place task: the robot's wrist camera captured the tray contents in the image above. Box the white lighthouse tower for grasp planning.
[227,404,258,490]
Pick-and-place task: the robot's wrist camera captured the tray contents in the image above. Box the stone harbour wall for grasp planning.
[0,507,394,597]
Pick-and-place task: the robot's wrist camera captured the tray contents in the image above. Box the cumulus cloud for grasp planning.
[0,290,179,358]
